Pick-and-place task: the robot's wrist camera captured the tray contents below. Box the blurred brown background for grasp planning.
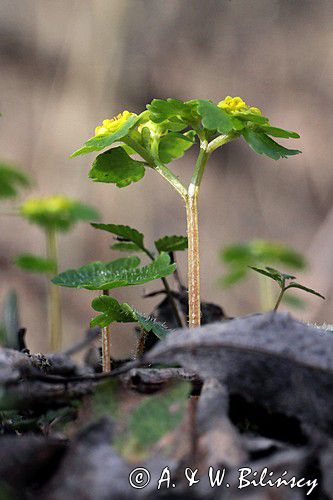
[1,0,332,355]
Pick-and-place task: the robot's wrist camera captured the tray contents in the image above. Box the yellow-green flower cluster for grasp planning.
[95,111,135,136]
[21,196,73,218]
[218,96,262,115]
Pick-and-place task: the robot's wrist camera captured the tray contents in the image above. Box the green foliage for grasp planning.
[52,252,176,290]
[20,196,100,231]
[89,147,145,188]
[110,242,143,252]
[0,163,30,199]
[258,125,300,139]
[220,239,305,287]
[146,98,194,125]
[249,266,325,310]
[118,381,190,456]
[242,129,301,160]
[91,223,145,250]
[158,132,195,163]
[197,100,235,134]
[155,235,188,253]
[90,295,168,339]
[71,114,139,157]
[15,254,57,274]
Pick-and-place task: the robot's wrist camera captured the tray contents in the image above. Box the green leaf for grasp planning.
[71,114,139,157]
[197,100,234,134]
[249,266,284,286]
[233,112,269,125]
[158,132,195,163]
[0,164,30,199]
[285,282,325,300]
[90,295,169,339]
[91,223,145,250]
[119,381,190,456]
[20,196,100,231]
[154,235,188,253]
[111,242,143,252]
[147,99,192,124]
[89,147,145,188]
[52,252,176,290]
[258,125,300,139]
[266,267,296,281]
[242,129,301,160]
[15,254,57,273]
[90,295,137,327]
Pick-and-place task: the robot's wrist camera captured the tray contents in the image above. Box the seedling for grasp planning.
[220,239,306,310]
[90,222,188,327]
[70,96,301,328]
[249,266,325,311]
[52,252,175,371]
[17,195,100,351]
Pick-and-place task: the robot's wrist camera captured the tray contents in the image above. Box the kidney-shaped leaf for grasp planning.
[52,252,176,290]
[71,114,139,157]
[158,132,195,163]
[154,235,188,253]
[91,223,145,250]
[197,100,234,134]
[89,147,145,188]
[90,295,169,339]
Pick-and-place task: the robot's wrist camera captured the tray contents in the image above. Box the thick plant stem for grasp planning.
[186,144,210,329]
[186,194,201,328]
[46,228,62,351]
[102,290,111,372]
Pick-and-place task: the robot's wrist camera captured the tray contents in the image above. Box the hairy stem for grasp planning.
[185,144,210,328]
[136,328,147,358]
[46,228,62,351]
[186,194,201,328]
[102,289,111,372]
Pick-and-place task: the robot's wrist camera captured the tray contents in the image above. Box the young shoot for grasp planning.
[220,240,306,310]
[249,266,325,312]
[91,222,188,327]
[52,252,176,371]
[71,96,301,328]
[17,195,100,351]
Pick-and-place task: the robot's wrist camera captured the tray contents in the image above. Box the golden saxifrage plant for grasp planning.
[64,96,301,331]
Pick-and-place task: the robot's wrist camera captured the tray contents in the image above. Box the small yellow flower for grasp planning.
[218,96,262,115]
[94,110,135,136]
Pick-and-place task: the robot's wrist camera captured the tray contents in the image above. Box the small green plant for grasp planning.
[70,96,301,329]
[249,266,325,311]
[53,221,188,370]
[220,239,306,310]
[17,195,100,351]
[52,251,175,371]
